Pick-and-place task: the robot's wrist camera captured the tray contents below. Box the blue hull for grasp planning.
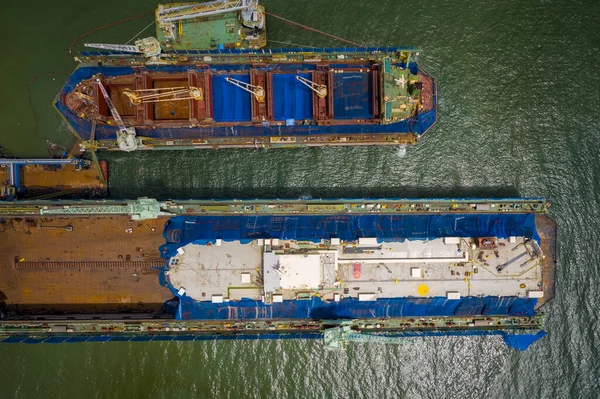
[55,55,437,143]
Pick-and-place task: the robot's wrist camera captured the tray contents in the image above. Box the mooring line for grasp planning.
[68,10,154,56]
[266,11,365,47]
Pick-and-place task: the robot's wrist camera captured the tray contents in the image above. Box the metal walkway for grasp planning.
[14,260,164,270]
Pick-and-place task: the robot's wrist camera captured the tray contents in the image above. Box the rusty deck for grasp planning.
[0,163,106,198]
[0,215,172,315]
[535,214,557,308]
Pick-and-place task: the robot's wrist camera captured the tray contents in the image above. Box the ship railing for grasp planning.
[79,46,417,58]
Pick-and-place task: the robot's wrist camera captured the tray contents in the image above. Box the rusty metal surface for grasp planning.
[0,215,172,314]
[14,260,164,270]
[535,214,557,308]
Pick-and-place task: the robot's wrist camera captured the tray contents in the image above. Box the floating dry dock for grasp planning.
[0,198,555,350]
[57,48,436,152]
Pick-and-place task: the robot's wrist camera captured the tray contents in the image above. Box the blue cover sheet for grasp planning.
[1,329,545,350]
[272,73,313,120]
[211,74,252,122]
[332,72,373,119]
[160,213,540,257]
[173,295,537,321]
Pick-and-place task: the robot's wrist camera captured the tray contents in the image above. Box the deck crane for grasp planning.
[158,0,258,22]
[225,77,265,102]
[296,76,328,98]
[84,37,161,58]
[123,87,204,106]
[323,324,411,350]
[95,79,138,152]
[157,0,262,41]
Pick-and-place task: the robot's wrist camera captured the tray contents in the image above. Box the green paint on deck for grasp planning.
[155,3,267,50]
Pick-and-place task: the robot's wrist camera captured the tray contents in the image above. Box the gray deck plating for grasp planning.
[166,236,543,303]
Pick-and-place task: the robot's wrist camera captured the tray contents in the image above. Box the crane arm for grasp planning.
[296,76,327,98]
[95,79,138,152]
[123,87,203,105]
[84,38,161,58]
[84,43,140,53]
[158,0,257,23]
[96,80,127,131]
[225,77,265,102]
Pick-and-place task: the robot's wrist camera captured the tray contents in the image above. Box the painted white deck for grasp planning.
[166,237,543,303]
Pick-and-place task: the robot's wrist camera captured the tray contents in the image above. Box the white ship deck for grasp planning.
[166,236,544,303]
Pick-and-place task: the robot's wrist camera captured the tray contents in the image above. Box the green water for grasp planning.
[2,0,600,397]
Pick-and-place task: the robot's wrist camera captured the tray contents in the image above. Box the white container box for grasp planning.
[527,290,544,298]
[358,237,378,246]
[212,295,224,303]
[446,291,461,300]
[444,237,460,245]
[272,294,284,303]
[411,267,421,278]
[358,293,377,301]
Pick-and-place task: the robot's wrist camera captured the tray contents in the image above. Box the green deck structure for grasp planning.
[156,3,267,50]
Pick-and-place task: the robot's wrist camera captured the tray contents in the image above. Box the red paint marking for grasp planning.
[353,263,361,279]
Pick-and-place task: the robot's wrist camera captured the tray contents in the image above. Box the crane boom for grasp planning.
[225,77,265,102]
[296,76,328,98]
[84,43,140,53]
[158,0,257,23]
[84,37,161,58]
[95,79,138,152]
[123,87,203,105]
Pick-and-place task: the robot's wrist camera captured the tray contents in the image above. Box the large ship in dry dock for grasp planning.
[55,47,436,151]
[0,197,555,350]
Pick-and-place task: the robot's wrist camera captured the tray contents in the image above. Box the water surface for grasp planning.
[1,0,600,397]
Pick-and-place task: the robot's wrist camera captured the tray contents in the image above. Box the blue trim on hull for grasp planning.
[55,57,437,142]
[160,213,540,257]
[171,296,538,321]
[0,330,545,351]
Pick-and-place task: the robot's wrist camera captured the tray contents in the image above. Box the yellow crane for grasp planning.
[296,76,327,98]
[123,87,204,106]
[225,77,265,102]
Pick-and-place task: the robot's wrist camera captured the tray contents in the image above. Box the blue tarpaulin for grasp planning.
[501,330,547,350]
[157,212,540,325]
[173,295,537,321]
[272,73,313,120]
[160,213,540,257]
[332,72,373,119]
[211,74,252,122]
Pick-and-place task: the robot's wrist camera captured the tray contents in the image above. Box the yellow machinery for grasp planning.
[224,77,265,102]
[123,87,204,105]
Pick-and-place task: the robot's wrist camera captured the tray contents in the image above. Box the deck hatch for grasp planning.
[272,73,313,121]
[211,74,252,122]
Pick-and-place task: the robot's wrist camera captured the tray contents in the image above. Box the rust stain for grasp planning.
[0,215,173,313]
